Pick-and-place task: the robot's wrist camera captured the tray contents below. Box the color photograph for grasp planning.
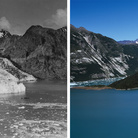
[70,0,138,138]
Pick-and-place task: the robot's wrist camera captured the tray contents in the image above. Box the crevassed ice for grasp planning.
[0,69,26,94]
[0,58,36,82]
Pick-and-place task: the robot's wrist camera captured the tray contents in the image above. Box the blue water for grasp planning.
[71,88,138,138]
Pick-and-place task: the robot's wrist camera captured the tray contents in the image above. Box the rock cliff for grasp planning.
[71,25,138,81]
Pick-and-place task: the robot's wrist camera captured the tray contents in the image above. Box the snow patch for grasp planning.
[0,32,4,38]
[110,55,129,75]
[75,57,94,64]
[77,50,82,52]
[72,34,77,38]
[70,52,75,55]
[83,35,95,49]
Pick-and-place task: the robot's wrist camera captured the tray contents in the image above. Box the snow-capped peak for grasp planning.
[0,29,11,38]
[0,32,4,38]
[136,41,138,44]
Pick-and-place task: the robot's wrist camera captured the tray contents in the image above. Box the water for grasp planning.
[70,77,125,87]
[0,80,67,138]
[71,88,138,138]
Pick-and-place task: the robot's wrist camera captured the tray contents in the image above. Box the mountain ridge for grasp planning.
[0,25,67,80]
[118,39,138,45]
[71,25,138,81]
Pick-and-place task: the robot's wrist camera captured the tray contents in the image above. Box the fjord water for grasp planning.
[71,88,138,138]
[0,80,67,137]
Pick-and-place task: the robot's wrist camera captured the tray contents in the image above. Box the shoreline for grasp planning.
[71,86,138,91]
[72,86,112,90]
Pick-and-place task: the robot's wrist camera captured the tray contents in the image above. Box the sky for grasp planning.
[0,0,67,35]
[71,0,138,41]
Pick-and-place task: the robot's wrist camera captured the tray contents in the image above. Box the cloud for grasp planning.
[11,23,27,35]
[0,17,11,31]
[0,17,26,35]
[44,8,67,29]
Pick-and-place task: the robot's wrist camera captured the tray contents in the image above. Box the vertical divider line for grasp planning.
[67,0,70,137]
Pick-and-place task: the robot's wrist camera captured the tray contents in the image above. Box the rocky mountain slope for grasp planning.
[71,25,138,81]
[0,26,67,80]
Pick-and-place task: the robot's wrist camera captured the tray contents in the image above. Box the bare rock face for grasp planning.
[71,25,128,81]
[71,25,138,81]
[0,26,67,80]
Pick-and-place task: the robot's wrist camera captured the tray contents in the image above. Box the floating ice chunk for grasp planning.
[18,106,25,109]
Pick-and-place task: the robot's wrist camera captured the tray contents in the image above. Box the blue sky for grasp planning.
[71,0,138,41]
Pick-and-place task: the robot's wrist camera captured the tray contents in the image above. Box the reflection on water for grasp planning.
[0,80,67,138]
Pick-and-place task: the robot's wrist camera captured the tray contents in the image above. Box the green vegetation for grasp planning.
[110,72,138,89]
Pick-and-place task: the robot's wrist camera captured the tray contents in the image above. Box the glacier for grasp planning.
[0,69,25,94]
[0,57,37,94]
[0,57,36,82]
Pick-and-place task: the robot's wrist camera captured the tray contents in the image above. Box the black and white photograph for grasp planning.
[0,0,67,137]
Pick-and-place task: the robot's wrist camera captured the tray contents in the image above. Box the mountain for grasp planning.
[110,72,138,89]
[0,26,67,80]
[71,25,138,81]
[118,39,138,44]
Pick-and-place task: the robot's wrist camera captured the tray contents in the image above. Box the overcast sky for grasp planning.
[0,0,67,35]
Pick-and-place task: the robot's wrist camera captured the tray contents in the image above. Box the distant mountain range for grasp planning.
[0,25,67,80]
[71,25,138,81]
[118,39,138,44]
